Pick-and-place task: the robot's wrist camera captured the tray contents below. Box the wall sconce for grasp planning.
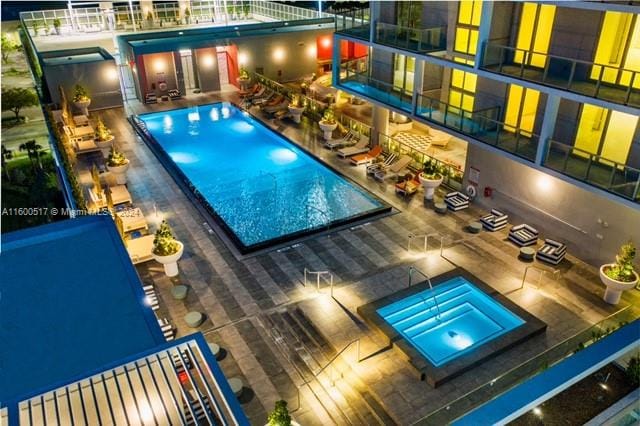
[321,37,331,48]
[153,58,166,72]
[238,52,248,66]
[306,45,317,58]
[201,54,214,68]
[104,66,118,81]
[272,48,285,62]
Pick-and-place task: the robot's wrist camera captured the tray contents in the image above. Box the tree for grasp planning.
[1,144,13,181]
[267,400,291,426]
[19,139,44,171]
[1,88,39,120]
[1,33,19,64]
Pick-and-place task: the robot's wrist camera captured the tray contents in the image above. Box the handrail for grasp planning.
[520,265,560,290]
[407,233,428,252]
[408,267,441,320]
[304,268,334,295]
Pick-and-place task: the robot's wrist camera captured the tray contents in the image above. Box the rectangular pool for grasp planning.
[358,269,546,387]
[136,103,390,254]
[377,276,524,367]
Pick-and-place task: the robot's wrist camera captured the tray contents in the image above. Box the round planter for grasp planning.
[153,241,184,277]
[418,173,443,200]
[73,99,91,117]
[107,159,130,185]
[288,105,305,123]
[319,120,338,140]
[237,77,251,91]
[599,264,638,305]
[96,135,114,157]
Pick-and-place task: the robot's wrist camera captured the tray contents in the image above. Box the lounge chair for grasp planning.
[116,207,148,233]
[168,89,182,100]
[428,128,451,147]
[374,155,412,181]
[247,85,266,100]
[74,139,101,154]
[351,145,383,166]
[444,191,470,211]
[272,109,291,121]
[337,138,370,158]
[263,100,288,114]
[145,92,157,104]
[325,130,357,150]
[536,239,566,265]
[88,184,132,209]
[253,90,276,105]
[239,84,260,98]
[127,234,155,264]
[366,153,397,176]
[261,94,284,108]
[158,318,175,341]
[480,209,509,231]
[508,224,539,247]
[395,173,421,197]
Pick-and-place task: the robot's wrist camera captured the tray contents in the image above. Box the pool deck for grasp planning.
[89,91,640,425]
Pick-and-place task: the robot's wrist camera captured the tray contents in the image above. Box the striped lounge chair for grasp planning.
[508,224,539,247]
[444,192,470,211]
[480,209,508,231]
[536,239,566,265]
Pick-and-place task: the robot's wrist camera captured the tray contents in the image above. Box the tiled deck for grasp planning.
[92,91,640,425]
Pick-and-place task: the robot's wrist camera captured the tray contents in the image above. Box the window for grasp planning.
[394,54,415,92]
[396,1,422,29]
[514,3,556,68]
[454,0,482,56]
[504,85,541,135]
[591,12,640,88]
[449,69,477,113]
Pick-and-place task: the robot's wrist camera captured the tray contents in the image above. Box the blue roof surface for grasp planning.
[0,216,164,403]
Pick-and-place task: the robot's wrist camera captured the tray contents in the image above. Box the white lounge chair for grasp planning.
[337,137,370,158]
[74,139,101,154]
[127,234,155,264]
[366,153,397,176]
[88,184,133,209]
[325,130,357,149]
[374,155,412,181]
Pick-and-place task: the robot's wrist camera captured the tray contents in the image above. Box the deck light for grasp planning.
[178,31,184,35]
[270,148,298,165]
[533,407,542,416]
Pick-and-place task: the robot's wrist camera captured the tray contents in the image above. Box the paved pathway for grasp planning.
[91,93,639,425]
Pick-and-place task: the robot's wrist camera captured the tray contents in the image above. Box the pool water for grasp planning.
[139,103,389,252]
[377,276,524,367]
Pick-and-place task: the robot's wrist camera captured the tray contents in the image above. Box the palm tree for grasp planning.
[1,144,13,181]
[18,139,43,171]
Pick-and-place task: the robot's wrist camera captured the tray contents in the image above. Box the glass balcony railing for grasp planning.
[481,43,640,108]
[334,8,370,40]
[374,22,446,54]
[339,61,413,113]
[544,140,640,203]
[416,94,538,161]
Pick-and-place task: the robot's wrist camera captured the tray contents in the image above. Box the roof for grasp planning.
[0,215,164,403]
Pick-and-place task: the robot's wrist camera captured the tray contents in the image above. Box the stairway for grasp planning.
[261,307,397,426]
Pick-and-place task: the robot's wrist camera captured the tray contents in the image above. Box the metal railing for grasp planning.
[415,305,638,425]
[334,7,370,39]
[481,42,640,107]
[340,69,414,113]
[543,140,640,203]
[304,268,335,296]
[375,22,446,54]
[520,265,560,290]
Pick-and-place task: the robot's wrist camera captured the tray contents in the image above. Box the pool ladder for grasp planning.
[408,267,442,320]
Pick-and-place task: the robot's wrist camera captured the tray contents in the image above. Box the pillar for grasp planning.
[369,0,380,43]
[475,1,494,68]
[535,94,561,165]
[372,105,389,145]
[411,59,424,116]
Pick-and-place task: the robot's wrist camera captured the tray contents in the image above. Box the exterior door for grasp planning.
[180,50,196,91]
[217,52,229,85]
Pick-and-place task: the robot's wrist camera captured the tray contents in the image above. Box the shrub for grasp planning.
[626,354,640,387]
[267,400,291,426]
[422,158,445,179]
[73,84,90,102]
[95,118,113,142]
[321,107,336,124]
[107,145,127,167]
[153,220,180,256]
[604,242,637,283]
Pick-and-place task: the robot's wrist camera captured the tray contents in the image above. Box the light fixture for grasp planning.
[178,31,184,35]
[104,66,118,81]
[536,174,553,192]
[306,45,317,58]
[273,47,285,62]
[321,37,331,48]
[153,58,166,72]
[238,52,248,66]
[447,330,473,350]
[201,54,214,67]
[533,407,542,417]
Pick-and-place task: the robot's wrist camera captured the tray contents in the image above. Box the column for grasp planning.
[372,105,389,146]
[411,59,424,116]
[535,94,561,165]
[368,0,380,43]
[332,34,341,90]
[475,1,494,69]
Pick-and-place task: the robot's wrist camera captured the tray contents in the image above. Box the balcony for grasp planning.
[334,8,370,41]
[416,95,539,161]
[374,22,446,54]
[339,61,413,113]
[481,43,640,108]
[543,140,640,203]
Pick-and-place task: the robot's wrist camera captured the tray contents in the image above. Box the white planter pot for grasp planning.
[153,241,184,277]
[107,159,130,185]
[288,105,305,123]
[73,99,91,116]
[419,173,443,200]
[237,77,251,91]
[599,264,638,305]
[319,120,338,140]
[96,135,114,157]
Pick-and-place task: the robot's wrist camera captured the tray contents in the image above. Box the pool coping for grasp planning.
[129,102,393,257]
[357,268,547,388]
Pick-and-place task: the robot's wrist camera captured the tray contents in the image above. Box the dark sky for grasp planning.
[2,1,69,21]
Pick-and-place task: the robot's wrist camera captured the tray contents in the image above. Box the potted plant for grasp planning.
[94,118,115,156]
[152,220,184,277]
[53,18,61,35]
[31,20,40,36]
[287,95,305,123]
[243,2,251,19]
[72,84,91,116]
[600,241,638,304]
[418,158,444,200]
[319,107,338,140]
[106,145,130,184]
[184,7,191,24]
[237,67,251,91]
[145,11,154,29]
[267,400,299,426]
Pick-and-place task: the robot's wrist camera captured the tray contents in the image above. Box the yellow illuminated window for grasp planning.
[449,69,477,112]
[455,0,481,56]
[575,105,638,164]
[393,54,415,92]
[591,12,639,85]
[514,3,556,68]
[504,84,541,135]
[458,1,481,26]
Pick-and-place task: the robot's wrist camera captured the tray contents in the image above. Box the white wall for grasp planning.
[464,143,640,266]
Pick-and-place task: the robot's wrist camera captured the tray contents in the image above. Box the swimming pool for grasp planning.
[358,269,546,387]
[377,276,524,367]
[135,103,390,254]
